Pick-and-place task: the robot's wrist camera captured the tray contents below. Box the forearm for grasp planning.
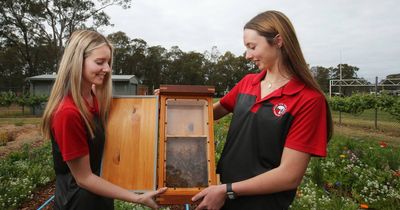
[77,173,140,203]
[233,166,302,196]
[213,102,229,120]
[232,148,310,196]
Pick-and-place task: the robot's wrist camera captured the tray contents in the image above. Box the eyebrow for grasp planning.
[245,42,255,47]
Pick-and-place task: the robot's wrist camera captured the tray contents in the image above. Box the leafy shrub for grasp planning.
[291,135,400,209]
[0,143,54,209]
[0,131,16,146]
[329,94,400,121]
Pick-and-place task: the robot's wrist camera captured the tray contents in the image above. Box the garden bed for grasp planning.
[1,117,399,209]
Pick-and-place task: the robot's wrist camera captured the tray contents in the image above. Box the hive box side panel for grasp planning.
[157,95,217,204]
[101,96,158,192]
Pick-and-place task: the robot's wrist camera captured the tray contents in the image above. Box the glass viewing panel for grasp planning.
[166,99,208,136]
[165,137,208,188]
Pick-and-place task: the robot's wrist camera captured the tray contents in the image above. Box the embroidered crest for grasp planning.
[273,103,287,117]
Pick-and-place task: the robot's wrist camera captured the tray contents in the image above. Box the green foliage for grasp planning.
[0,131,15,146]
[0,92,48,114]
[329,94,400,121]
[0,91,16,108]
[291,136,400,209]
[25,94,48,107]
[0,143,54,209]
[213,113,400,210]
[14,93,30,107]
[0,0,133,79]
[213,114,231,163]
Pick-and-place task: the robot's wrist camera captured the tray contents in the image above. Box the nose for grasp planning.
[245,50,253,60]
[103,64,111,73]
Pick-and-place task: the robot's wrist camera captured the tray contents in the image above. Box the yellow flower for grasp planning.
[340,154,346,158]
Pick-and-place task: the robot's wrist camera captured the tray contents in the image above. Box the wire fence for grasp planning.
[332,109,400,137]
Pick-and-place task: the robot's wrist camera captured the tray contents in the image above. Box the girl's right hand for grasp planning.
[153,89,160,95]
[137,187,168,209]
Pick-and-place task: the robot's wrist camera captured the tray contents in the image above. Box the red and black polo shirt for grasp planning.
[52,94,99,162]
[51,93,113,209]
[218,70,328,210]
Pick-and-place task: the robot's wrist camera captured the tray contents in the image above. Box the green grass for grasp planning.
[0,106,33,118]
[332,109,400,137]
[332,109,398,123]
[0,118,41,125]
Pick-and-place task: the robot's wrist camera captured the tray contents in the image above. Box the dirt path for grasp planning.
[0,124,46,158]
[334,124,400,145]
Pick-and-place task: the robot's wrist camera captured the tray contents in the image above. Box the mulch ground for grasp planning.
[19,182,55,210]
[19,181,198,210]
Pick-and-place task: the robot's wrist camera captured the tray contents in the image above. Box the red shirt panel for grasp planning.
[51,94,99,161]
[220,70,327,157]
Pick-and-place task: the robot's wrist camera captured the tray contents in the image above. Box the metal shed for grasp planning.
[26,74,141,115]
[26,74,140,96]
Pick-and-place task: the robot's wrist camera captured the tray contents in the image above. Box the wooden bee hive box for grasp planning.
[101,85,217,204]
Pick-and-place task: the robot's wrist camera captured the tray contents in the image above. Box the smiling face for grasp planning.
[82,45,111,88]
[243,29,281,71]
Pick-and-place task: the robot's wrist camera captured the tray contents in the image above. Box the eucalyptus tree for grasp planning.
[0,0,132,78]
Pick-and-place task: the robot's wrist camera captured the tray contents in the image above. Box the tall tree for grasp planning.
[144,45,168,91]
[0,0,132,78]
[0,45,26,92]
[163,46,185,84]
[330,64,359,79]
[311,66,330,92]
[128,38,148,78]
[107,31,131,75]
[213,51,257,96]
[178,51,207,85]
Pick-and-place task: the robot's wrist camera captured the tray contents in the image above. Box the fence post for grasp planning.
[374,76,378,129]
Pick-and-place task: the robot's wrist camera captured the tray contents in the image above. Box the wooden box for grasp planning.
[101,85,217,204]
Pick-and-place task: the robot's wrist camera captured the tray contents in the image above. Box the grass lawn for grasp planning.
[332,109,400,138]
[0,117,41,125]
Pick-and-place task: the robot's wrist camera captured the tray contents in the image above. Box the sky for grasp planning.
[102,0,400,82]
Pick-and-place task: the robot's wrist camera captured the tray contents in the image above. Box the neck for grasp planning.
[264,69,289,83]
[81,84,93,101]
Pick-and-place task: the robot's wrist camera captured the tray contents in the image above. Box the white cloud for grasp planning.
[103,0,400,80]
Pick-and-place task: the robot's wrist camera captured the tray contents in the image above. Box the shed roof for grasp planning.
[27,74,139,84]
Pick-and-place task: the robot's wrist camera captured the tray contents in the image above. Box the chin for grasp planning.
[93,80,104,86]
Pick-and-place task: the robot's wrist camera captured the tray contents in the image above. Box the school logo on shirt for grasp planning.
[273,103,287,117]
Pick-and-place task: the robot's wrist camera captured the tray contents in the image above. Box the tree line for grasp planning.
[0,0,376,96]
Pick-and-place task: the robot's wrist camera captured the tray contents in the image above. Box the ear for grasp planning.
[274,34,283,48]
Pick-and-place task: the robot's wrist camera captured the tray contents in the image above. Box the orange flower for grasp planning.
[360,203,369,209]
[394,170,400,177]
[379,141,388,148]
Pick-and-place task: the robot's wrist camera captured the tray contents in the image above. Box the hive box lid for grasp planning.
[101,96,158,192]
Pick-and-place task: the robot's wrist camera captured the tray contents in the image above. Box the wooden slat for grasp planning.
[101,97,158,191]
[159,85,215,96]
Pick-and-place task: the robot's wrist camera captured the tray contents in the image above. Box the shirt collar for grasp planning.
[252,70,305,95]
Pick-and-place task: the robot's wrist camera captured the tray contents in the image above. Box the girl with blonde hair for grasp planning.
[41,30,166,210]
[192,10,332,210]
